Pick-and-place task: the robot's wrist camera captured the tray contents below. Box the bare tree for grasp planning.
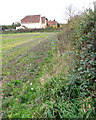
[65,4,77,21]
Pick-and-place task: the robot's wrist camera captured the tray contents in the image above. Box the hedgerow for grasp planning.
[33,8,95,118]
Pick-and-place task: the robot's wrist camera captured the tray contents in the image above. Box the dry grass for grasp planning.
[38,30,74,85]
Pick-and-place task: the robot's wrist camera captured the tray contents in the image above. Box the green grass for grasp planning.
[2,32,55,117]
[2,33,51,50]
[2,33,56,81]
[2,32,72,118]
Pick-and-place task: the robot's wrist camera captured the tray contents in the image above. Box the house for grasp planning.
[17,15,46,29]
[41,17,46,28]
[16,15,58,30]
[48,20,57,27]
[46,20,58,28]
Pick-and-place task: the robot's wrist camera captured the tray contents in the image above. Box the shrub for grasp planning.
[36,8,96,118]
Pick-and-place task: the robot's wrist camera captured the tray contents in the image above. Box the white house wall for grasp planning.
[42,20,46,29]
[16,26,25,30]
[21,23,43,29]
[42,23,46,29]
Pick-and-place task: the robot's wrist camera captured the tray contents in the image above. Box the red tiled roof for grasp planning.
[21,15,40,23]
[41,17,46,24]
[49,20,57,26]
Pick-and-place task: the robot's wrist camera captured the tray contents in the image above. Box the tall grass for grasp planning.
[32,8,95,118]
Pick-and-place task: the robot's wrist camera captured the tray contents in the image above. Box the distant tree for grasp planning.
[65,4,77,21]
[57,23,60,27]
[15,22,21,27]
[12,22,15,26]
[11,22,21,29]
[2,25,9,31]
[46,23,49,26]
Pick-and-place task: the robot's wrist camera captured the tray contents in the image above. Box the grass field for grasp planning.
[2,32,73,118]
[2,32,58,117]
[2,33,57,83]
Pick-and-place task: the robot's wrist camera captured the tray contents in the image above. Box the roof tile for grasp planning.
[21,15,40,23]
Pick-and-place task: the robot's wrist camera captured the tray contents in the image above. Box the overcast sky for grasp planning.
[0,0,94,25]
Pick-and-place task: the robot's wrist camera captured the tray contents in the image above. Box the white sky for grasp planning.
[0,0,94,25]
